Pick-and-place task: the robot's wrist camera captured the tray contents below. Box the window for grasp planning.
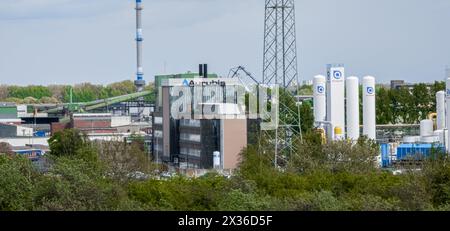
[154,117,163,124]
[154,143,162,152]
[179,162,199,169]
[180,133,201,142]
[180,147,201,157]
[189,149,201,157]
[180,119,201,127]
[154,130,163,138]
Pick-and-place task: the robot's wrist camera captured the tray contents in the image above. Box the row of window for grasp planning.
[180,119,201,127]
[179,162,199,169]
[180,147,201,157]
[179,133,201,142]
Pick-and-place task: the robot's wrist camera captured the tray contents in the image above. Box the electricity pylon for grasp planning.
[262,0,302,168]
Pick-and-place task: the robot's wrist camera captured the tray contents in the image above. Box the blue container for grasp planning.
[396,143,445,160]
[380,144,391,167]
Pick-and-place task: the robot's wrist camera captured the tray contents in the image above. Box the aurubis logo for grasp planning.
[317,85,325,94]
[333,71,342,80]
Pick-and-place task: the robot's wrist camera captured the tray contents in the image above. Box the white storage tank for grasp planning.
[313,75,327,125]
[420,119,434,137]
[346,77,360,141]
[327,64,345,140]
[436,91,446,130]
[326,64,346,140]
[363,76,376,140]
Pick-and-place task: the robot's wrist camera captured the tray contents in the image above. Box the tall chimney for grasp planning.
[199,64,204,78]
[203,64,208,78]
[134,0,145,93]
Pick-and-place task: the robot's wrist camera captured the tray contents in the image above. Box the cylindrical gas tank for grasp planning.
[313,75,327,125]
[420,119,434,137]
[363,76,376,140]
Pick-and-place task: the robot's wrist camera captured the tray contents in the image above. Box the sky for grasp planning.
[0,0,449,86]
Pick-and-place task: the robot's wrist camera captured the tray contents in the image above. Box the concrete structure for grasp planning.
[313,75,326,126]
[436,91,446,130]
[346,76,360,141]
[326,64,346,140]
[363,76,376,140]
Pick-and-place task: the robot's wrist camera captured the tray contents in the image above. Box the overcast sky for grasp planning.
[0,0,449,86]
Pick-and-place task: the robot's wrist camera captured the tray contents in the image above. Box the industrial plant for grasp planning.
[0,0,449,178]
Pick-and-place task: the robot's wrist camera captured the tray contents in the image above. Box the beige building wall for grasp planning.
[221,119,247,170]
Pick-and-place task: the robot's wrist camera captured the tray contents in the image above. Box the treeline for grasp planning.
[0,81,155,104]
[376,81,445,124]
[1,129,450,211]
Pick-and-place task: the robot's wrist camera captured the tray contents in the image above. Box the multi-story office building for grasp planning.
[152,69,250,170]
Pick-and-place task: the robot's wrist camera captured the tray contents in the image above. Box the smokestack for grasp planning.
[363,76,376,140]
[203,64,208,78]
[199,64,204,77]
[134,0,145,93]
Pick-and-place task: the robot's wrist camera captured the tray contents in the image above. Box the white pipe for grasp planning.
[437,91,446,130]
[346,76,360,141]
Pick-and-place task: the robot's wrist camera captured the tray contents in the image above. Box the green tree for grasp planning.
[299,101,314,133]
[412,84,432,122]
[376,87,393,124]
[7,85,52,99]
[298,84,313,95]
[393,87,414,123]
[0,155,35,211]
[48,129,97,162]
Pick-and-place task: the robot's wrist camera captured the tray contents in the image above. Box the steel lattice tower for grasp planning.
[262,0,301,168]
[263,0,299,88]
